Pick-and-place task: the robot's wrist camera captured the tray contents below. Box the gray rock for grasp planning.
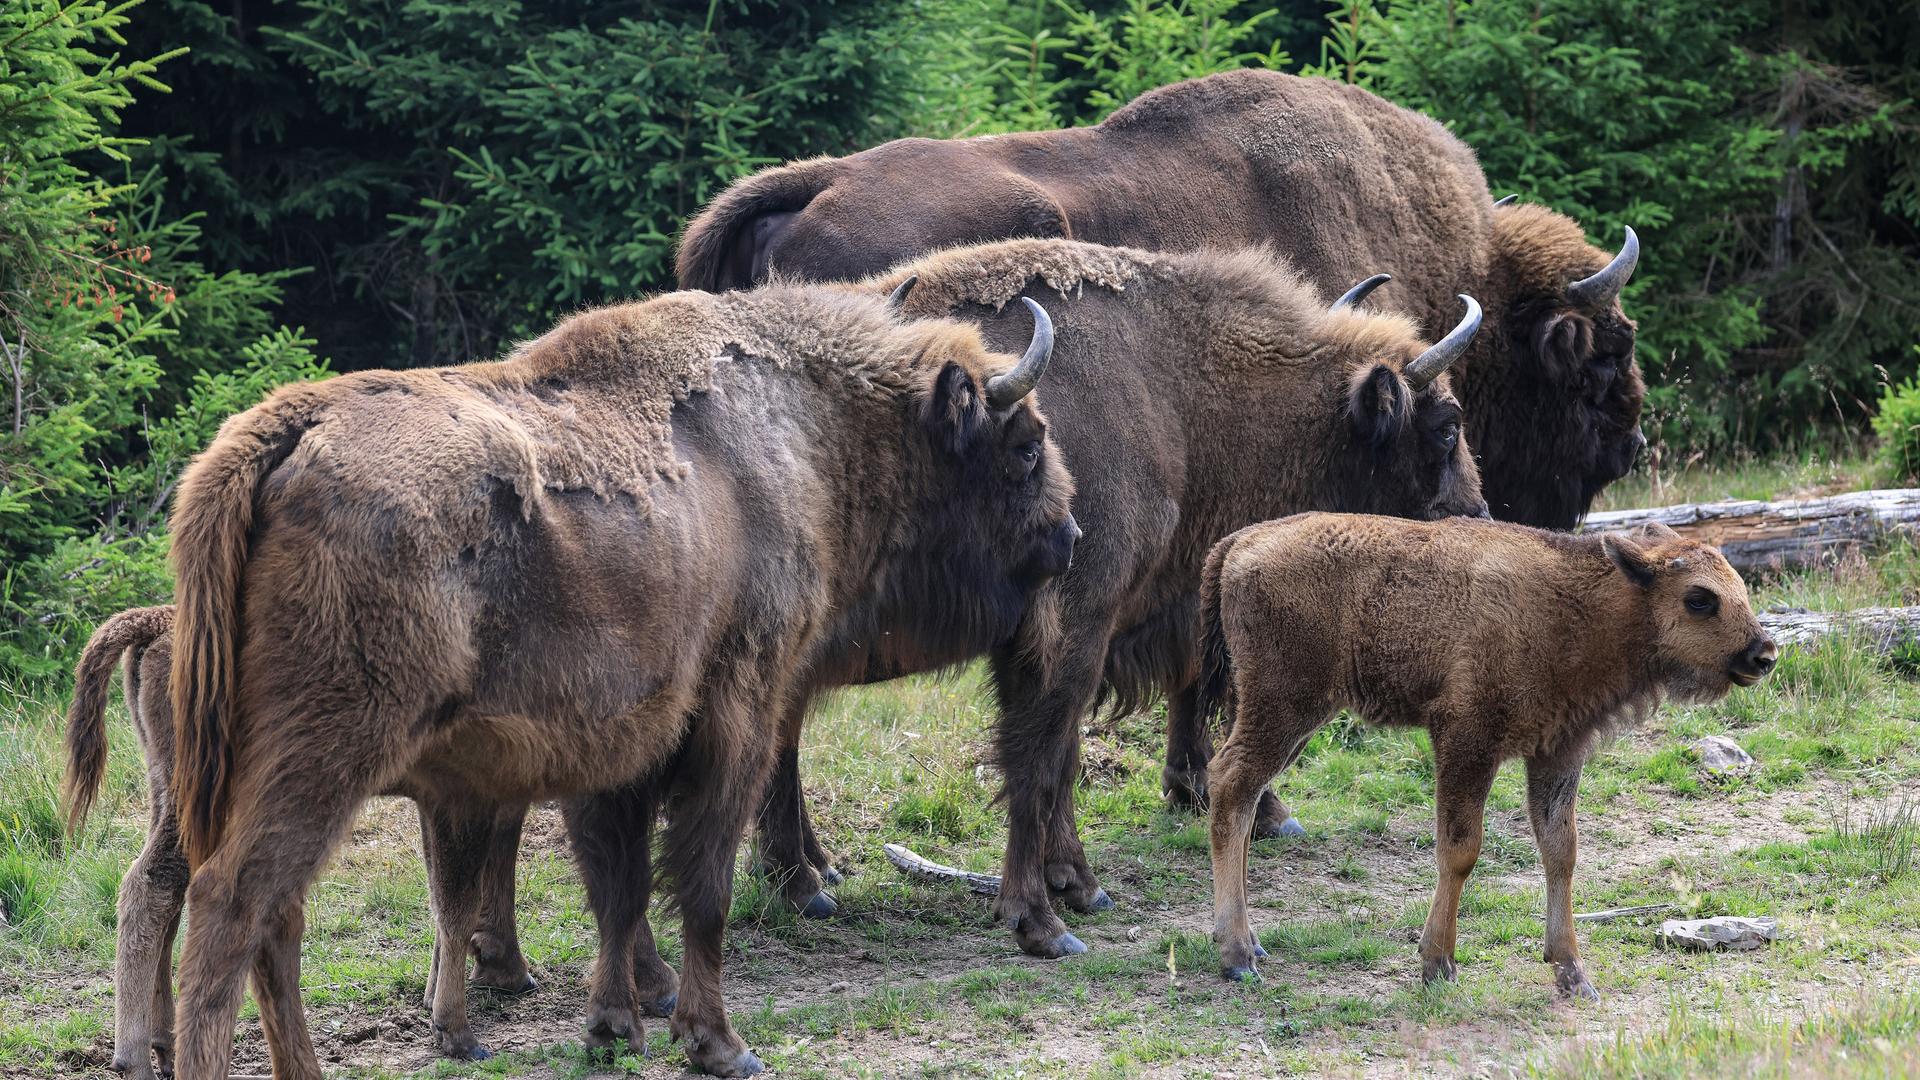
[1656,915,1778,951]
[1692,735,1755,773]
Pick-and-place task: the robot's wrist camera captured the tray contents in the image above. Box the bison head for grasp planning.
[1332,292,1490,522]
[895,298,1079,654]
[1601,524,1775,703]
[1475,203,1648,530]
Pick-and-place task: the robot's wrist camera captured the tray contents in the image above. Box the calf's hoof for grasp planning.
[1420,955,1459,985]
[434,1024,491,1061]
[1258,816,1306,838]
[1252,939,1269,959]
[584,1005,645,1058]
[1077,887,1115,914]
[1161,767,1208,811]
[110,1050,157,1080]
[820,866,844,887]
[642,991,678,1018]
[1556,964,1600,1002]
[1039,931,1088,958]
[709,1049,766,1076]
[474,967,539,995]
[797,890,839,920]
[1222,963,1261,983]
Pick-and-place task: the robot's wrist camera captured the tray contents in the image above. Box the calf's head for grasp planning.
[1483,203,1648,528]
[1331,287,1490,522]
[1602,524,1776,702]
[896,298,1079,646]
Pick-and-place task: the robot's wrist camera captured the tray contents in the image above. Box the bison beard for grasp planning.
[158,285,1074,1078]
[677,68,1646,532]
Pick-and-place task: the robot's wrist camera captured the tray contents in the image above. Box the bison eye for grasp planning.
[1684,587,1719,617]
[1016,441,1041,472]
[1434,420,1459,451]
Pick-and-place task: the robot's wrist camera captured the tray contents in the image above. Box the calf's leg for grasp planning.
[1419,736,1500,985]
[1526,749,1598,1001]
[1208,688,1324,980]
[113,798,189,1080]
[1164,680,1304,839]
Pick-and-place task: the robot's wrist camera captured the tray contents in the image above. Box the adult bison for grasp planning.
[677,68,1645,531]
[585,238,1485,966]
[160,285,1076,1078]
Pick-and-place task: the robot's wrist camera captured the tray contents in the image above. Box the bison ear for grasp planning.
[1603,533,1658,589]
[1348,364,1411,449]
[924,361,988,457]
[1532,310,1596,379]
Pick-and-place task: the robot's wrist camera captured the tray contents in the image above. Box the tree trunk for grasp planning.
[1585,489,1920,574]
[1759,606,1920,652]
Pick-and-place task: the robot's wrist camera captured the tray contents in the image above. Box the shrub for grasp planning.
[1873,357,1920,483]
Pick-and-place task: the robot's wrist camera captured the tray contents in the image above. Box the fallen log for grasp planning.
[1759,606,1920,652]
[884,843,1001,895]
[1584,488,1920,574]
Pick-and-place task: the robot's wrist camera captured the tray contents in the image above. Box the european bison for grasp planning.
[677,68,1646,531]
[639,238,1487,963]
[1195,515,1776,995]
[61,606,535,1079]
[159,285,1076,1077]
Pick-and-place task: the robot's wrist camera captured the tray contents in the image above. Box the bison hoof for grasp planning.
[1252,939,1269,960]
[1161,768,1207,811]
[584,1006,645,1057]
[1421,956,1459,985]
[475,969,539,995]
[1045,931,1089,958]
[725,1049,767,1076]
[643,991,678,1018]
[820,866,844,887]
[798,891,839,920]
[1557,967,1600,1002]
[110,1052,156,1080]
[1222,963,1261,983]
[1254,815,1306,840]
[435,1025,490,1061]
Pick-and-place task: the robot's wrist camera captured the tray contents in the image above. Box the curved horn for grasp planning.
[985,297,1055,408]
[1566,226,1639,309]
[1330,273,1392,312]
[885,274,918,310]
[1404,294,1482,390]
[1493,193,1519,208]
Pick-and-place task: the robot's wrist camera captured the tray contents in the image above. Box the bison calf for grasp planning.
[1195,514,1776,997]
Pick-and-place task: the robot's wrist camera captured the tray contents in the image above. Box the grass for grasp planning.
[5,453,1920,1077]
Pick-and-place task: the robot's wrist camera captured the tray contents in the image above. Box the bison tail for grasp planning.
[63,605,176,837]
[169,397,313,867]
[1193,532,1239,734]
[674,157,834,291]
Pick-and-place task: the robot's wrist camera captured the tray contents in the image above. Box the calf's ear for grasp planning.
[1603,533,1658,588]
[1348,364,1411,448]
[924,361,988,457]
[1636,522,1681,543]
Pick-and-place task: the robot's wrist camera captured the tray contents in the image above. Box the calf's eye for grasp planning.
[1684,588,1719,617]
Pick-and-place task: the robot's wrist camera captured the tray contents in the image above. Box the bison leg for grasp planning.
[988,641,1108,957]
[1526,749,1598,1002]
[752,716,837,917]
[1418,736,1500,986]
[422,802,502,1060]
[1163,681,1304,839]
[252,895,322,1080]
[1207,687,1323,980]
[112,799,189,1080]
[173,769,365,1080]
[468,802,536,994]
[661,687,775,1077]
[566,780,659,1058]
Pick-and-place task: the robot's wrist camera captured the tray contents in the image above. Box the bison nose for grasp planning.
[1631,427,1648,459]
[1470,500,1492,520]
[1066,515,1084,543]
[1735,635,1777,682]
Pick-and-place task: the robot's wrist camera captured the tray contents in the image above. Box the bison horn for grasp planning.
[1493,194,1519,208]
[1330,273,1392,312]
[886,274,919,310]
[1566,226,1639,309]
[986,297,1055,408]
[1404,294,1482,390]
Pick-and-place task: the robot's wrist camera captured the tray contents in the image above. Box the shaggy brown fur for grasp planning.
[62,607,543,1076]
[676,68,1646,531]
[661,238,1488,962]
[162,284,1077,1078]
[1195,515,1776,995]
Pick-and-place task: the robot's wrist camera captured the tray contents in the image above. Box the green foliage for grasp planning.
[1873,360,1920,483]
[0,1,324,682]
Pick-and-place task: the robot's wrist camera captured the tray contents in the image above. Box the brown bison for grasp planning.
[616,238,1488,965]
[676,68,1647,532]
[157,285,1076,1078]
[61,607,536,1079]
[1195,515,1776,995]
